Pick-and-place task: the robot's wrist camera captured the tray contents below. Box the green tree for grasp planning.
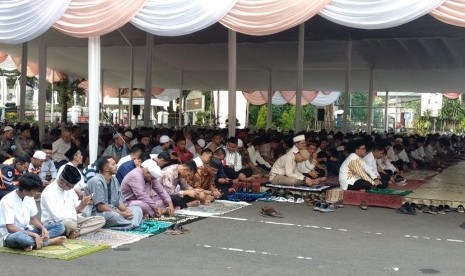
[54,76,85,124]
[439,98,464,132]
[279,105,295,131]
[256,105,267,129]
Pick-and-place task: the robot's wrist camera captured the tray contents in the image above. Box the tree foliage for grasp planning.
[54,76,85,124]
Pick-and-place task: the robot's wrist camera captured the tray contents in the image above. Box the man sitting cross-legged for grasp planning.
[85,156,143,230]
[121,159,174,218]
[339,140,382,190]
[41,165,105,239]
[0,173,66,251]
[269,135,315,186]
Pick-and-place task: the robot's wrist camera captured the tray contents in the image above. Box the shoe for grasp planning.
[313,202,322,211]
[287,197,295,203]
[319,202,335,213]
[276,197,288,203]
[260,206,284,218]
[437,205,445,215]
[360,201,368,210]
[295,197,305,204]
[444,205,452,212]
[457,205,465,213]
[335,200,344,208]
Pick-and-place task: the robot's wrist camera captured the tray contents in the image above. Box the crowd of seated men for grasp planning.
[0,122,463,251]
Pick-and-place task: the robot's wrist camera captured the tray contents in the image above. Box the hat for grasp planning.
[141,159,161,178]
[61,165,81,185]
[395,137,403,143]
[160,135,170,144]
[238,139,244,148]
[300,149,310,160]
[113,133,123,139]
[196,138,206,148]
[3,126,13,132]
[327,135,333,139]
[124,131,133,139]
[65,145,79,160]
[293,135,305,143]
[32,150,46,160]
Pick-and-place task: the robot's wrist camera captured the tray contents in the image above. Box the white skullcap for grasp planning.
[124,131,133,139]
[33,150,46,160]
[159,135,170,144]
[141,159,161,179]
[293,135,305,143]
[196,139,206,148]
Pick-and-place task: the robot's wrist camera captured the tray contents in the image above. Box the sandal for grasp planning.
[360,201,368,210]
[295,197,305,204]
[335,200,344,208]
[260,206,284,218]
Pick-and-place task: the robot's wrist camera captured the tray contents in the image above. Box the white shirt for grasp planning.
[41,180,80,223]
[247,145,271,168]
[193,156,203,168]
[0,191,37,240]
[297,160,316,174]
[225,149,242,172]
[362,152,381,178]
[270,150,305,181]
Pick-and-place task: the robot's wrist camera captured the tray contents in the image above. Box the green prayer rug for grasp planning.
[115,220,172,236]
[0,239,108,260]
[366,188,412,196]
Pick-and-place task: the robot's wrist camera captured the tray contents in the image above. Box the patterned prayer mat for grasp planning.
[148,215,201,226]
[343,190,404,209]
[78,229,146,248]
[175,200,250,217]
[405,162,465,208]
[0,239,108,260]
[265,183,332,192]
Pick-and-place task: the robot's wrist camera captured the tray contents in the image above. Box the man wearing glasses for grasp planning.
[40,165,105,239]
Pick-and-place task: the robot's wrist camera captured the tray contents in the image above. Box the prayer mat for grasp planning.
[227,192,267,202]
[175,200,249,217]
[0,239,108,260]
[366,188,412,196]
[265,183,331,192]
[148,215,202,226]
[115,220,172,236]
[343,190,403,209]
[389,179,427,191]
[405,162,465,208]
[78,229,145,248]
[404,170,438,181]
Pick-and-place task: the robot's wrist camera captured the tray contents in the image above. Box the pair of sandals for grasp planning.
[164,224,190,235]
[260,206,284,218]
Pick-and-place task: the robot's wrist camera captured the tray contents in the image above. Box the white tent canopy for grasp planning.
[2,16,465,93]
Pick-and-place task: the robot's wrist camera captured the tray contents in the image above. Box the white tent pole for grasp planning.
[100,69,105,125]
[295,23,304,132]
[88,36,101,164]
[144,33,154,127]
[179,71,183,128]
[38,39,46,142]
[384,91,389,132]
[228,29,237,138]
[19,42,28,123]
[51,73,54,124]
[118,88,122,125]
[367,68,374,134]
[342,40,352,134]
[128,46,134,128]
[216,90,220,127]
[266,70,272,130]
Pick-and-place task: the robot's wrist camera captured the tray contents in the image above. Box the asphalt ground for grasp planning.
[1,200,465,276]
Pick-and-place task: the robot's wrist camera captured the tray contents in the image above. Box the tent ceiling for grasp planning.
[2,15,465,92]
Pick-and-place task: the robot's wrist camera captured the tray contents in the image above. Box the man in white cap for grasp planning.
[0,126,16,162]
[28,150,48,186]
[269,134,314,186]
[85,156,142,230]
[41,165,105,239]
[151,135,171,155]
[120,159,174,218]
[189,138,206,158]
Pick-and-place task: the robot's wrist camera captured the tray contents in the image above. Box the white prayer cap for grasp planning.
[124,131,133,139]
[3,126,13,132]
[160,135,170,144]
[33,150,46,160]
[327,135,333,139]
[196,139,206,148]
[293,135,305,143]
[141,159,161,179]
